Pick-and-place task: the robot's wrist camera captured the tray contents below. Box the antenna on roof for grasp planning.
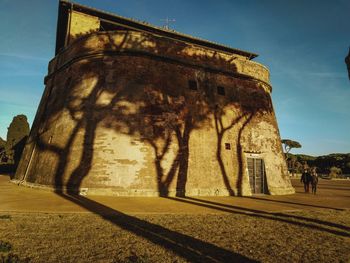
[160,17,176,30]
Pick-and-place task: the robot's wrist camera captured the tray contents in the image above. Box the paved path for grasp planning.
[0,175,349,214]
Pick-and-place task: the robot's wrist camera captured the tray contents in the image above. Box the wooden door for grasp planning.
[247,158,266,194]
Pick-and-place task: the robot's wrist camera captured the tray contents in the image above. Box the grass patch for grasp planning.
[1,253,22,263]
[0,215,11,220]
[0,241,12,253]
[0,241,29,262]
[0,211,349,262]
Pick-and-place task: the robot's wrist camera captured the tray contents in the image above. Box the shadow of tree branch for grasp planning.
[245,196,344,212]
[56,192,258,263]
[165,197,350,238]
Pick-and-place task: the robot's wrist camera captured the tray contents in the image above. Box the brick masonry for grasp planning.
[14,9,294,196]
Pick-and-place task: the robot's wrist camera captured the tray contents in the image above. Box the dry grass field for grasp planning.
[1,207,350,262]
[1,178,350,262]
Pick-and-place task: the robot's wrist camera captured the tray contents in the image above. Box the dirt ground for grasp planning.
[0,176,349,262]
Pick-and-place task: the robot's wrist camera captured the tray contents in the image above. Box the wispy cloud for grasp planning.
[0,71,44,77]
[270,61,348,79]
[0,53,48,61]
[0,87,41,108]
[0,53,47,77]
[0,100,38,109]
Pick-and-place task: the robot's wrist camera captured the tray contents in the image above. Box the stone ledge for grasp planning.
[48,31,270,86]
[11,179,281,197]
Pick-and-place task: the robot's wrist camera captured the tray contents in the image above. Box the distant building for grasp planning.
[14,1,294,196]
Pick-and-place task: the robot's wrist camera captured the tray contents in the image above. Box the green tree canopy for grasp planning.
[281,139,302,159]
[291,153,350,174]
[6,115,30,148]
[329,166,342,178]
[1,115,30,166]
[0,137,6,149]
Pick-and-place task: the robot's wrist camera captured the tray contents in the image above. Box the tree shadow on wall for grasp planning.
[213,86,273,196]
[17,28,279,262]
[24,29,275,196]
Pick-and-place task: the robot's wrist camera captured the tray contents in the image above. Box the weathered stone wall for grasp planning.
[14,31,294,196]
[68,11,100,45]
[50,31,270,85]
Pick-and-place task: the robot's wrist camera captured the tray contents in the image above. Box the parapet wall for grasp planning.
[49,31,270,88]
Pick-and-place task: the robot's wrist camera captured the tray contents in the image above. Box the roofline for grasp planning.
[56,0,258,59]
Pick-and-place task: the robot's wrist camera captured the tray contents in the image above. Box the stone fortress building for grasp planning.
[14,0,295,196]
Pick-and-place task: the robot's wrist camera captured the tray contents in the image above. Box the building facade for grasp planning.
[14,1,294,196]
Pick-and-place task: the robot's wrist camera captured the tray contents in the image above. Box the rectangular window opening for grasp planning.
[225,143,231,150]
[188,80,198,90]
[217,86,226,96]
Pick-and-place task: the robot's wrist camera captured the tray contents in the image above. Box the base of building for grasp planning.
[11,179,295,197]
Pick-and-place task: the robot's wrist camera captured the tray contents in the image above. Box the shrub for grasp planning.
[329,166,342,178]
[0,215,11,220]
[0,241,11,253]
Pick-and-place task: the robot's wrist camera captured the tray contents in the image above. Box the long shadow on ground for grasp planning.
[165,197,350,237]
[57,193,257,263]
[244,196,344,211]
[188,197,350,231]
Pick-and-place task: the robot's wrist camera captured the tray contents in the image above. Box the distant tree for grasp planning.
[289,153,350,175]
[0,137,6,163]
[286,155,295,173]
[329,166,342,178]
[0,115,30,173]
[0,137,5,148]
[6,115,30,148]
[294,160,304,173]
[281,139,302,161]
[346,162,350,170]
[281,139,302,176]
[287,155,305,177]
[6,115,29,164]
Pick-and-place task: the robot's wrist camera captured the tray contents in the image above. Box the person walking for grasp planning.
[301,169,311,193]
[311,167,319,194]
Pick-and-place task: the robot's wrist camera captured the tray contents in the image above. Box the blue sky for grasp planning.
[0,0,349,155]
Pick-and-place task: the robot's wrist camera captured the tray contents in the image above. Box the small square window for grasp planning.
[217,86,225,96]
[225,143,231,150]
[188,80,197,90]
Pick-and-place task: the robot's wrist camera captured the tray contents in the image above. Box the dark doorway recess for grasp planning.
[247,158,268,194]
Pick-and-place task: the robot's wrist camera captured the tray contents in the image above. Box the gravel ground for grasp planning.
[1,209,349,262]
